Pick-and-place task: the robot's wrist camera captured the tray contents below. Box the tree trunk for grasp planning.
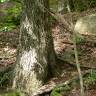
[12,0,56,94]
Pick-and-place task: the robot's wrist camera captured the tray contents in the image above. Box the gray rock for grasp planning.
[74,14,96,35]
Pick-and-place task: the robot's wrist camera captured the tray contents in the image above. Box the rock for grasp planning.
[74,14,96,35]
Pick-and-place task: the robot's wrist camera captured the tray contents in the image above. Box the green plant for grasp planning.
[0,70,12,87]
[0,0,9,3]
[0,1,21,31]
[75,33,84,44]
[51,84,71,96]
[0,90,23,96]
[84,70,96,88]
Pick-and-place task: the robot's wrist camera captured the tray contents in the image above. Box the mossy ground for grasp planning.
[0,90,23,96]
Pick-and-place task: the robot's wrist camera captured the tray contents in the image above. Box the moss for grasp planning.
[0,90,24,96]
[51,84,71,96]
[0,1,21,32]
[83,70,96,88]
[0,23,16,32]
[51,90,62,96]
[3,2,21,25]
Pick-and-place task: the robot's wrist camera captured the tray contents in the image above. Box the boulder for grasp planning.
[74,14,96,35]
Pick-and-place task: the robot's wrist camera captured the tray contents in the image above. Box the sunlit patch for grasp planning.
[20,48,37,72]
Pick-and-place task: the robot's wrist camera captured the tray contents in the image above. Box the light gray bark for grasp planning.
[12,0,55,94]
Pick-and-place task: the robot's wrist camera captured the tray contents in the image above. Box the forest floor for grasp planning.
[0,1,96,95]
[0,1,96,96]
[51,23,96,96]
[0,24,96,96]
[0,11,96,96]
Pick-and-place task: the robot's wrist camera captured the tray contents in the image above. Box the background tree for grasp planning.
[12,0,56,94]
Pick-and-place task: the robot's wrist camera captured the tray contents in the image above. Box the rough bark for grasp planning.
[12,0,55,94]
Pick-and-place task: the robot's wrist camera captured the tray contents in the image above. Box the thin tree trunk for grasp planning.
[12,0,55,94]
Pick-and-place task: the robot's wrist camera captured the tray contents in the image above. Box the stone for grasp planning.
[74,14,96,35]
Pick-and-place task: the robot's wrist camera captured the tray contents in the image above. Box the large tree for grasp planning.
[12,0,56,94]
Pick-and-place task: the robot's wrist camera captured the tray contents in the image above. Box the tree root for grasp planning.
[30,69,91,96]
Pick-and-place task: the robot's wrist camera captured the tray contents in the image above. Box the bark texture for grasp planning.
[13,0,55,94]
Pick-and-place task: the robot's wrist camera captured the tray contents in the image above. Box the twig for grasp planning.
[66,0,84,96]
